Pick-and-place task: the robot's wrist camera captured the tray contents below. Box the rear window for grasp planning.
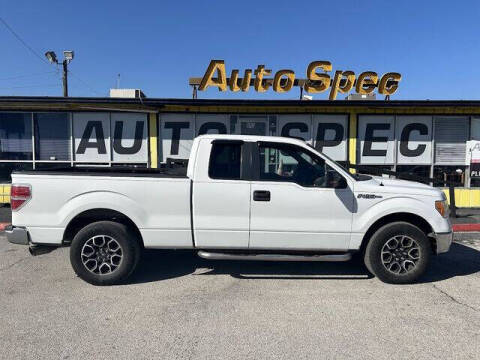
[208,143,242,180]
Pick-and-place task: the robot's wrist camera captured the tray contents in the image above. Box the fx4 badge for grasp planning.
[357,194,383,199]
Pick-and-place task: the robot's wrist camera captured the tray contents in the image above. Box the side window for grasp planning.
[258,143,345,188]
[209,142,242,180]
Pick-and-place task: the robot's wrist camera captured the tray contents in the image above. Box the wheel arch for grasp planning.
[360,212,435,253]
[62,208,144,248]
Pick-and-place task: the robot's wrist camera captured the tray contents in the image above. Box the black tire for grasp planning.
[364,221,431,284]
[70,221,141,286]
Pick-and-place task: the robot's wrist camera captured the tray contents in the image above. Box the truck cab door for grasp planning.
[249,142,354,250]
[192,139,251,248]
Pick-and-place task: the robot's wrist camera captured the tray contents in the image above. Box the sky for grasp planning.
[0,0,479,100]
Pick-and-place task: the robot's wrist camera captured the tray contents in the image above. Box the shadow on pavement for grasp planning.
[128,243,480,285]
[419,243,480,283]
[128,250,373,284]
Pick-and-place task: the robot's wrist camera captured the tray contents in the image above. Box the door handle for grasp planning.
[253,190,271,201]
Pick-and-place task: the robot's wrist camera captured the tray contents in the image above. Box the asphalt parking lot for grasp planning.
[1,235,479,360]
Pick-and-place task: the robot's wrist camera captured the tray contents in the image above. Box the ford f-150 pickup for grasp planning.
[6,134,453,285]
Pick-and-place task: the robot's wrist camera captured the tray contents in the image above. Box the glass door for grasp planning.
[236,116,269,136]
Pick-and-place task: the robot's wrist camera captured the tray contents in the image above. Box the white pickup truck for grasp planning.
[7,134,452,285]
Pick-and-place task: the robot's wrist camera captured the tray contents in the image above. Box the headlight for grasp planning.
[435,200,448,218]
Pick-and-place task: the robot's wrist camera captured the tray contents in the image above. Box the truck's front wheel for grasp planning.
[70,221,141,286]
[364,222,431,284]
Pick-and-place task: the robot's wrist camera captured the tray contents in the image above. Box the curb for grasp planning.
[454,232,480,241]
[451,223,480,232]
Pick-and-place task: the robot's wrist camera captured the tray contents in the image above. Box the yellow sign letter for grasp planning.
[355,71,378,94]
[329,70,356,100]
[273,70,295,93]
[378,72,401,95]
[304,61,332,93]
[199,60,227,91]
[254,65,272,92]
[229,69,253,92]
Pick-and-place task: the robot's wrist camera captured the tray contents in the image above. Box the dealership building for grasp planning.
[1,96,480,206]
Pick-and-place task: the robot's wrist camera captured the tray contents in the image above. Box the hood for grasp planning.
[354,176,444,198]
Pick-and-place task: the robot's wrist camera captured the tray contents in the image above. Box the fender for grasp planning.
[58,190,146,230]
[350,196,447,249]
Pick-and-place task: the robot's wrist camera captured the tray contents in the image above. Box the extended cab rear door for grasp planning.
[192,139,251,248]
[249,141,354,250]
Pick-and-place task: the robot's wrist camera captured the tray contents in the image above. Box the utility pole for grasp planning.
[45,50,74,97]
[62,59,68,97]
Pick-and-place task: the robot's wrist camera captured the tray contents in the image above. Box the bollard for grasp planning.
[448,184,457,218]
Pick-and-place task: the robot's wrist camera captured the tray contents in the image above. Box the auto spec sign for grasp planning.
[73,112,148,163]
[194,60,401,100]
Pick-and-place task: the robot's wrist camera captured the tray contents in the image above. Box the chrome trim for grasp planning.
[5,226,30,245]
[197,251,352,262]
[434,232,453,254]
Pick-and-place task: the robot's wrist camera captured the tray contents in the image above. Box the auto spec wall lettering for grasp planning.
[164,121,190,155]
[198,122,227,135]
[77,120,107,155]
[315,123,343,152]
[276,115,347,160]
[70,113,436,165]
[396,116,432,164]
[280,122,309,139]
[112,121,144,155]
[111,113,148,162]
[359,116,395,164]
[159,114,348,162]
[196,114,228,136]
[278,115,311,141]
[160,114,195,160]
[359,115,433,165]
[312,115,347,161]
[74,113,111,162]
[73,112,148,163]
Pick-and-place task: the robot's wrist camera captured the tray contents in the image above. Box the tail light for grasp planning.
[11,184,31,211]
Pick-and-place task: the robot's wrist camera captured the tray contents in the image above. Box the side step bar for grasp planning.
[197,251,352,262]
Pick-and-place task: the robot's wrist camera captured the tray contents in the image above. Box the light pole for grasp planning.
[45,50,74,97]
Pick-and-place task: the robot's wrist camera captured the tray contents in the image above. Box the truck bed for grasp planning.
[11,168,193,248]
[12,163,188,178]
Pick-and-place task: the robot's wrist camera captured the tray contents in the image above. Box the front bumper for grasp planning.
[5,225,29,245]
[434,231,453,254]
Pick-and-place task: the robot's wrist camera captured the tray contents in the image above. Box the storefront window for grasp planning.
[0,113,32,160]
[0,162,33,182]
[34,113,71,161]
[433,166,466,187]
[396,165,431,185]
[356,165,393,177]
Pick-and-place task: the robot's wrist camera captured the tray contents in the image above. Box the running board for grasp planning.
[197,251,352,262]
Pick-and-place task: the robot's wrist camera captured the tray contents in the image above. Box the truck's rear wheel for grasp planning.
[70,221,141,286]
[364,222,431,284]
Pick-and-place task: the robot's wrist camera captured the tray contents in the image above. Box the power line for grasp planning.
[0,83,60,90]
[0,17,49,66]
[0,16,102,96]
[69,71,101,95]
[0,71,57,81]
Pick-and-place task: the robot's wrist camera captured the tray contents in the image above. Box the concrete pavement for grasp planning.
[1,235,479,359]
